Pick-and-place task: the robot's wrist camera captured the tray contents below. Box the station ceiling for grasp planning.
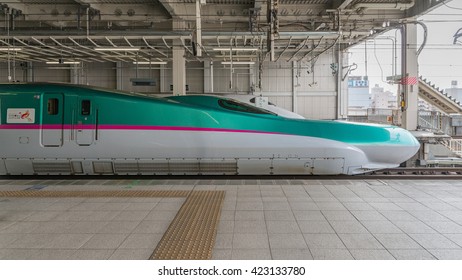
[0,0,447,64]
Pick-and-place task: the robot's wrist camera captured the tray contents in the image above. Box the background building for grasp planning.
[371,84,397,109]
[348,76,370,116]
[445,80,462,103]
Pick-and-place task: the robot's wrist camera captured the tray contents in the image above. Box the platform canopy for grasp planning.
[0,0,448,63]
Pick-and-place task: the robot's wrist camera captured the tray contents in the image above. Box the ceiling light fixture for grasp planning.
[133,61,167,65]
[213,48,259,51]
[46,61,81,65]
[95,47,140,51]
[221,61,255,65]
[0,47,22,51]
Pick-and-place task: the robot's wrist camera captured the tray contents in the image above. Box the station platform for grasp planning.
[1,178,462,260]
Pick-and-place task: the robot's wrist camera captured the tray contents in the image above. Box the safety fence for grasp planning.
[349,109,454,135]
[348,108,401,126]
[447,139,462,156]
[417,110,452,135]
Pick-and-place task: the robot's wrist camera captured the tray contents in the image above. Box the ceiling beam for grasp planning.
[333,0,354,10]
[72,0,94,7]
[0,0,25,12]
[157,0,176,18]
[407,0,447,18]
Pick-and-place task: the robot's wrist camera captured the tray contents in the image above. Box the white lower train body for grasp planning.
[0,128,418,175]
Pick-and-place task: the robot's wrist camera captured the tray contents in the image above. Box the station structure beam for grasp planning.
[203,59,213,93]
[173,46,186,95]
[401,23,419,131]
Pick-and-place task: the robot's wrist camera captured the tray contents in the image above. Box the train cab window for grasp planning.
[81,100,91,115]
[249,97,276,106]
[218,99,276,115]
[47,98,59,115]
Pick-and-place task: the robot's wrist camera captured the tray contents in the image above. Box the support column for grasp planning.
[195,0,203,57]
[26,62,33,82]
[292,61,297,113]
[70,64,80,85]
[203,59,213,93]
[170,16,187,95]
[401,23,419,131]
[337,47,349,120]
[116,62,123,90]
[254,57,262,94]
[173,46,186,95]
[249,64,254,94]
[159,64,165,93]
[160,64,167,93]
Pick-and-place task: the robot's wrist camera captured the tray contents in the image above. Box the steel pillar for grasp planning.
[70,64,80,85]
[26,62,33,82]
[292,61,297,113]
[401,23,419,131]
[116,61,123,90]
[336,45,349,120]
[204,59,213,93]
[173,46,186,95]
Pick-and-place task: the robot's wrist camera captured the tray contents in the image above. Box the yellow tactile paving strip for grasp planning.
[0,189,225,260]
[151,191,225,260]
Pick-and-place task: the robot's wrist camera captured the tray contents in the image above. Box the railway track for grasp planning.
[1,167,462,181]
[371,167,462,176]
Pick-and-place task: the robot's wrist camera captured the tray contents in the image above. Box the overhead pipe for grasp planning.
[352,0,415,10]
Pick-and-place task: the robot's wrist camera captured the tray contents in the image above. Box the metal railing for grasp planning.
[348,108,401,126]
[447,139,462,156]
[418,110,452,135]
[348,109,455,136]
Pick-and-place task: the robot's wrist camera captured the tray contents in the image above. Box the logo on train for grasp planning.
[7,108,35,124]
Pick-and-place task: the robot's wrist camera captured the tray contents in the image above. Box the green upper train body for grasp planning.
[0,83,420,175]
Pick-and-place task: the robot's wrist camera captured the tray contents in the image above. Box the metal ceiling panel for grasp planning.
[96,0,158,3]
[350,0,414,4]
[281,0,330,4]
[21,0,77,4]
[0,0,445,63]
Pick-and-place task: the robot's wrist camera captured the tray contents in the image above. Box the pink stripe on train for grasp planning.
[0,124,282,135]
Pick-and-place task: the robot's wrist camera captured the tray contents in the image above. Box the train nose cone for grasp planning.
[389,127,421,164]
[356,126,420,167]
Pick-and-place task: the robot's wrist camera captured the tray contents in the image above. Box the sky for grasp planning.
[349,0,462,93]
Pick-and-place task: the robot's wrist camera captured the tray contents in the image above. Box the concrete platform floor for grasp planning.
[2,178,462,260]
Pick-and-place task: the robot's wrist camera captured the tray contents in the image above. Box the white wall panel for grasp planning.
[186,61,204,93]
[117,62,160,93]
[261,61,292,93]
[0,63,23,82]
[268,96,293,112]
[32,63,70,83]
[84,62,116,89]
[297,96,336,119]
[258,51,338,120]
[0,63,69,83]
[158,61,204,94]
[213,62,251,93]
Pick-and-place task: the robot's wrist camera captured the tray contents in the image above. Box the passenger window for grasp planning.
[218,99,276,115]
[47,98,59,115]
[81,100,91,115]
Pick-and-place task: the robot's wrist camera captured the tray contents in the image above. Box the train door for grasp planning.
[76,99,95,146]
[41,93,64,147]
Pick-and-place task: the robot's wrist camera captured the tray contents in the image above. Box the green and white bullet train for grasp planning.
[0,83,420,176]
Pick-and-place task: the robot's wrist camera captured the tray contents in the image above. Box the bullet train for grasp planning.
[0,83,420,175]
